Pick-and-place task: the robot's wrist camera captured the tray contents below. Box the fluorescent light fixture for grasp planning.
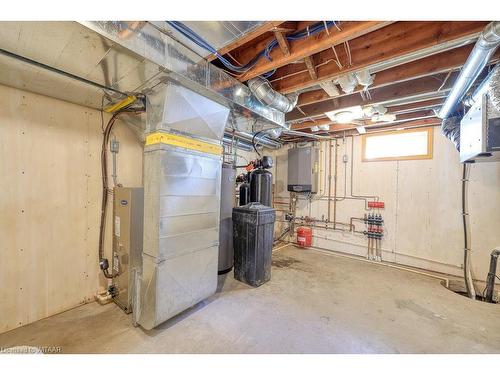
[356,126,366,134]
[325,105,364,123]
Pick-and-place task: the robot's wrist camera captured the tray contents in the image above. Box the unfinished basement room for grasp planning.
[1,2,500,370]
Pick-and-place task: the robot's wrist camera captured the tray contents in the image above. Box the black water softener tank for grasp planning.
[249,156,273,207]
[232,202,276,287]
[239,173,251,206]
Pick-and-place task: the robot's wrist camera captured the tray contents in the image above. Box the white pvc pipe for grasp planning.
[310,246,450,288]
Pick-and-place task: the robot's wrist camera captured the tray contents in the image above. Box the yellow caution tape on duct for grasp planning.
[104,95,137,113]
[145,132,222,156]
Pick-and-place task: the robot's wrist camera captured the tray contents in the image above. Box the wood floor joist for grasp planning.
[295,44,490,107]
[271,21,487,94]
[207,21,285,62]
[236,21,392,81]
[291,109,437,131]
[287,71,459,122]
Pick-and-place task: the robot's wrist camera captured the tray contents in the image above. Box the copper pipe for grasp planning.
[293,217,357,233]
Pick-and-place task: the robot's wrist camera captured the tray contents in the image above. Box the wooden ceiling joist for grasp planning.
[271,21,487,94]
[387,98,445,114]
[291,109,437,131]
[303,56,318,80]
[207,21,285,62]
[287,71,459,122]
[273,30,291,56]
[236,21,393,81]
[296,44,490,107]
[282,118,442,141]
[328,117,442,134]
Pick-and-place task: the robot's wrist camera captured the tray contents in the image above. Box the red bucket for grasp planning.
[297,227,312,248]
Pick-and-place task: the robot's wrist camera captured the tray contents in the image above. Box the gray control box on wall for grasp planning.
[287,145,320,193]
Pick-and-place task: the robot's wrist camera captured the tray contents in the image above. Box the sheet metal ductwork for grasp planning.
[439,21,500,119]
[0,21,291,330]
[0,22,287,134]
[136,80,229,330]
[248,76,299,113]
[223,136,254,152]
[230,130,281,149]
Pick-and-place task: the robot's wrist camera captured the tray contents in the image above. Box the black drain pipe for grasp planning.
[485,249,500,303]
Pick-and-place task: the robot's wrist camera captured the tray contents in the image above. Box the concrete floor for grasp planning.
[1,245,500,353]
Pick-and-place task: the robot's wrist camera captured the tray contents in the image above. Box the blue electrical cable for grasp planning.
[166,21,337,78]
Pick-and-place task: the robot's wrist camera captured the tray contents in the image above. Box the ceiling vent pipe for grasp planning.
[439,21,500,119]
[248,76,299,113]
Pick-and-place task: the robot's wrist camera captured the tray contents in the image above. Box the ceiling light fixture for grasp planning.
[325,105,364,124]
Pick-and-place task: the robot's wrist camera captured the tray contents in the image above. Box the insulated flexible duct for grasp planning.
[489,65,500,111]
[439,22,500,150]
[439,21,500,119]
[248,77,299,113]
[440,116,461,151]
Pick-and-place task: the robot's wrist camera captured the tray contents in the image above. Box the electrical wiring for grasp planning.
[252,130,264,157]
[166,21,337,78]
[98,111,124,279]
[98,103,145,279]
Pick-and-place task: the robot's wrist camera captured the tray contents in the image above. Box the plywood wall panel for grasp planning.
[269,128,500,281]
[0,84,143,333]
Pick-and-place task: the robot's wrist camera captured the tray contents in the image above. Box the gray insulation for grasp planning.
[441,116,462,151]
[489,65,500,112]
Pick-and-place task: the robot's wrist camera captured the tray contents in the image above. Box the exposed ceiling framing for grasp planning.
[209,20,495,140]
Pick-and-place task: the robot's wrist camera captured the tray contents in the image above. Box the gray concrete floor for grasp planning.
[1,245,500,353]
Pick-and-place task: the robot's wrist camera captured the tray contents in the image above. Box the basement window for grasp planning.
[362,127,433,161]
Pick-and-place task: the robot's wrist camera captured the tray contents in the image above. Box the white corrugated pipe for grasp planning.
[439,21,500,119]
[248,77,299,113]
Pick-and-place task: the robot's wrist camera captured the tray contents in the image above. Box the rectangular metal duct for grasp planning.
[135,80,229,329]
[0,21,285,329]
[0,21,286,133]
[152,21,265,59]
[460,93,500,162]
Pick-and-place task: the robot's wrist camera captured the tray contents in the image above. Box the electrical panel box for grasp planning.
[287,145,320,193]
[112,187,144,313]
[460,94,500,163]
